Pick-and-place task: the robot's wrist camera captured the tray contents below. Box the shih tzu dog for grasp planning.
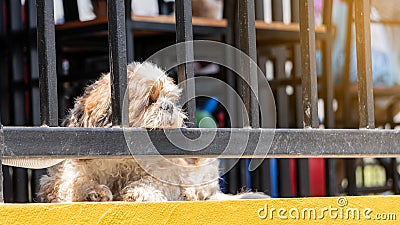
[39,62,266,202]
[38,62,222,202]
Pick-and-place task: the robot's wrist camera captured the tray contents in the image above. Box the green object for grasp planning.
[196,111,217,128]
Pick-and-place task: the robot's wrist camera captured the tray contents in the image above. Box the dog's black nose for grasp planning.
[161,102,173,113]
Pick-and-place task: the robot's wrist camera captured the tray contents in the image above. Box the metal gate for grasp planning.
[1,0,399,203]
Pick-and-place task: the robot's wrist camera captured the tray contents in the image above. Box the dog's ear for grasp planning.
[149,80,162,104]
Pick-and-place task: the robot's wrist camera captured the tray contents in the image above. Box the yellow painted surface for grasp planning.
[0,196,399,225]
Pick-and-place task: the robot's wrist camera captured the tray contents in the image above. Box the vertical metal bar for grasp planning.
[299,0,319,128]
[391,159,400,194]
[224,0,240,195]
[297,159,310,196]
[125,0,134,63]
[225,0,239,127]
[272,0,288,128]
[31,169,47,202]
[272,0,293,197]
[227,161,239,194]
[259,160,271,195]
[175,0,196,127]
[322,0,334,128]
[36,0,58,126]
[342,0,353,128]
[297,0,315,197]
[354,0,374,129]
[278,158,292,197]
[0,0,4,34]
[2,166,12,202]
[107,0,128,126]
[255,48,271,195]
[27,0,40,125]
[322,0,336,197]
[8,0,25,126]
[345,158,357,195]
[238,0,259,128]
[27,0,45,202]
[0,123,4,203]
[0,64,7,125]
[239,159,250,190]
[0,2,8,126]
[13,168,28,203]
[291,0,303,128]
[325,157,336,196]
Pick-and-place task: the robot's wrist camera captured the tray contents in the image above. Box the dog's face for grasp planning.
[127,62,186,129]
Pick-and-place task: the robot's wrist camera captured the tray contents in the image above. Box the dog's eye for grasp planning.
[148,98,154,106]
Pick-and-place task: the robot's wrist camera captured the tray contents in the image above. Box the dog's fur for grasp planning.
[38,62,221,202]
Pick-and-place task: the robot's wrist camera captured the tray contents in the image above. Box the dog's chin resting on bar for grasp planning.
[38,62,267,202]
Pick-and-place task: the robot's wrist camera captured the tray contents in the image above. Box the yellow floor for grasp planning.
[0,196,398,224]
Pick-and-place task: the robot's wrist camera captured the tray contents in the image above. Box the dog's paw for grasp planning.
[120,186,167,202]
[182,188,214,201]
[85,185,113,202]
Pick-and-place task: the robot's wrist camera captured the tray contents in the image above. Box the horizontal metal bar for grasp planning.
[3,127,400,158]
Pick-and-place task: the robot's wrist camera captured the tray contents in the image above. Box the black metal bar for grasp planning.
[278,158,292,197]
[13,167,28,202]
[0,123,4,203]
[26,0,40,125]
[36,0,58,126]
[0,59,8,125]
[4,127,400,158]
[290,0,303,128]
[325,157,336,196]
[2,166,12,202]
[125,0,134,63]
[342,0,353,128]
[107,0,128,126]
[354,0,375,129]
[31,169,47,202]
[297,158,310,196]
[271,0,288,128]
[0,0,4,34]
[8,0,25,126]
[391,158,400,194]
[175,0,196,127]
[322,0,334,128]
[238,0,259,128]
[224,0,240,195]
[227,159,239,194]
[225,0,239,127]
[299,0,319,128]
[345,158,357,195]
[259,160,271,195]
